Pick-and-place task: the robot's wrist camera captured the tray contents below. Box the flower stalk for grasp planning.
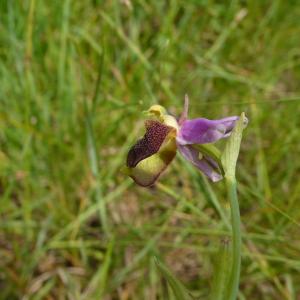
[225,176,241,300]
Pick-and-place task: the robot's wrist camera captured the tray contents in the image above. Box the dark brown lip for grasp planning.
[126,120,172,168]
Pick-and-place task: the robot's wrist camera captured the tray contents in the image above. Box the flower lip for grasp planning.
[126,120,173,168]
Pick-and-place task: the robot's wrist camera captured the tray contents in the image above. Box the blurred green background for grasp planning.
[1,0,300,299]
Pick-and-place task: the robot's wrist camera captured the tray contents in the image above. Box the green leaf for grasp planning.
[221,113,248,179]
[154,256,194,300]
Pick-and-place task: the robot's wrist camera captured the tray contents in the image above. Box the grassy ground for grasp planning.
[1,0,300,299]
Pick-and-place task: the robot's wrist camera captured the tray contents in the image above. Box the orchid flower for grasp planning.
[126,96,245,187]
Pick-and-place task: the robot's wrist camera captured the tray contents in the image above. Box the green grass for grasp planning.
[1,0,300,299]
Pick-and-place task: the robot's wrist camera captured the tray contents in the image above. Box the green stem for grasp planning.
[226,176,241,300]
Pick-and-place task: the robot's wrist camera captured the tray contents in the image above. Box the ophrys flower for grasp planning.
[126,96,246,187]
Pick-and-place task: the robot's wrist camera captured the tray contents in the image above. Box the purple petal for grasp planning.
[177,116,239,145]
[178,94,189,125]
[177,144,222,182]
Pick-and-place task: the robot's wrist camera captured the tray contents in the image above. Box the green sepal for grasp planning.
[221,113,247,179]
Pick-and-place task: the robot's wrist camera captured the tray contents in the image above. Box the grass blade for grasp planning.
[210,239,232,300]
[154,256,194,300]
